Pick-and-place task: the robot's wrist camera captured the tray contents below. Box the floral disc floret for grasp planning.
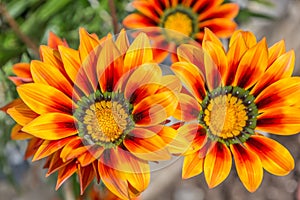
[74,90,134,149]
[160,6,198,44]
[199,86,258,146]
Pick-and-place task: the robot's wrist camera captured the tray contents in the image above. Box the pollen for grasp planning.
[84,101,128,143]
[163,12,193,38]
[204,94,248,139]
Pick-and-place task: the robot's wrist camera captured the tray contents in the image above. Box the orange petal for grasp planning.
[268,40,286,67]
[204,143,232,188]
[22,112,77,140]
[177,123,207,155]
[123,33,153,72]
[78,28,100,63]
[154,125,190,155]
[132,91,177,126]
[233,38,268,89]
[11,124,33,140]
[31,60,73,97]
[182,150,204,179]
[115,29,130,55]
[229,30,257,49]
[226,32,248,85]
[203,40,228,84]
[132,1,160,23]
[251,50,295,96]
[33,136,76,161]
[171,61,206,102]
[56,160,77,190]
[203,28,223,47]
[17,83,73,114]
[39,46,65,76]
[173,93,200,121]
[12,63,31,78]
[177,44,205,72]
[0,98,23,113]
[255,77,300,111]
[124,62,162,100]
[48,32,68,50]
[25,138,43,159]
[77,164,95,194]
[257,107,300,135]
[124,128,171,161]
[230,144,263,192]
[245,135,294,176]
[200,3,239,20]
[78,146,104,167]
[7,101,39,126]
[47,151,71,176]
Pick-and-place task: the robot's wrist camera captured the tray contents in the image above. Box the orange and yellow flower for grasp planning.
[171,28,300,192]
[123,0,239,62]
[3,28,185,199]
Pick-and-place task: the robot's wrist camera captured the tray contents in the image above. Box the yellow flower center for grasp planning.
[203,94,248,139]
[75,91,134,148]
[84,101,128,143]
[199,86,258,145]
[163,12,193,37]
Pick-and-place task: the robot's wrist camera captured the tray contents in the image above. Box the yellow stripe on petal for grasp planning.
[245,135,294,176]
[204,143,232,188]
[268,40,286,67]
[22,113,77,140]
[182,150,204,179]
[56,161,77,190]
[78,28,100,63]
[203,28,223,48]
[123,33,153,72]
[17,83,73,114]
[230,144,263,192]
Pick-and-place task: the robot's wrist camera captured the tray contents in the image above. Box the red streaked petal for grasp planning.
[182,150,204,179]
[203,28,226,48]
[46,151,71,176]
[233,38,268,89]
[123,13,157,29]
[17,83,73,114]
[171,61,206,102]
[177,123,207,155]
[255,77,300,111]
[173,93,200,121]
[1,98,23,113]
[78,146,104,167]
[25,138,43,159]
[199,18,237,38]
[125,62,161,100]
[124,128,171,161]
[230,144,263,192]
[251,50,295,96]
[245,135,294,176]
[133,91,178,126]
[204,143,232,188]
[177,44,205,72]
[77,164,95,194]
[132,1,161,22]
[257,107,300,135]
[115,29,130,55]
[39,46,65,76]
[33,136,76,161]
[60,136,83,161]
[31,60,73,97]
[56,160,77,190]
[22,113,77,140]
[200,3,239,20]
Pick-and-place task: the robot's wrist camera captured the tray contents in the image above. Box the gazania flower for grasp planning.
[123,0,239,62]
[4,28,185,199]
[171,28,300,192]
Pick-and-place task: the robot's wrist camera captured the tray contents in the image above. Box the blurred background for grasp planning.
[0,0,300,199]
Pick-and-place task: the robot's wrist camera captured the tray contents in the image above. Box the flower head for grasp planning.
[172,28,300,192]
[123,0,239,62]
[5,28,184,199]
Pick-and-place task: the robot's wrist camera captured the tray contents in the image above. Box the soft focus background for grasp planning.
[0,0,300,199]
